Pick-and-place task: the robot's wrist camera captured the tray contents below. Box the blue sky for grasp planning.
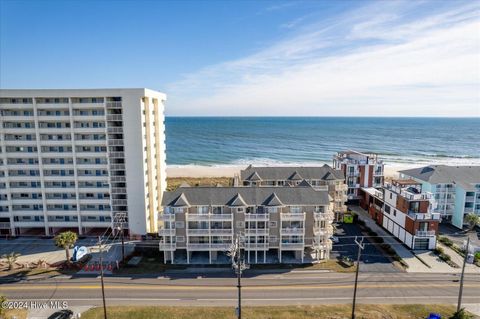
[1,0,479,116]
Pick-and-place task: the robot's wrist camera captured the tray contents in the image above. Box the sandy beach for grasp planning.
[166,163,418,179]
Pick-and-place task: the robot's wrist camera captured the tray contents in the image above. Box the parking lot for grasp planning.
[331,223,400,273]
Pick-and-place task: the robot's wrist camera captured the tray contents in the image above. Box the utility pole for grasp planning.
[457,236,470,312]
[98,236,108,319]
[228,233,249,319]
[351,236,364,319]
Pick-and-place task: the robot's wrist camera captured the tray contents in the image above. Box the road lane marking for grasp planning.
[1,283,479,291]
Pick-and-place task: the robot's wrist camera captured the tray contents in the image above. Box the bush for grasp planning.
[434,247,444,255]
[449,308,474,319]
[474,251,480,262]
[438,236,453,247]
[439,253,451,262]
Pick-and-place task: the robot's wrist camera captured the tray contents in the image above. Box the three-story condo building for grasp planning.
[238,165,347,221]
[361,179,439,250]
[399,165,480,229]
[159,186,334,264]
[0,88,167,237]
[333,150,384,202]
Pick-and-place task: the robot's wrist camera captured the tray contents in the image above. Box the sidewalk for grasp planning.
[349,206,430,272]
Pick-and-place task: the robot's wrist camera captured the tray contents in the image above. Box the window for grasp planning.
[385,205,391,214]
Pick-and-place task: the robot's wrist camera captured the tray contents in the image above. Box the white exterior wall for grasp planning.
[0,89,166,236]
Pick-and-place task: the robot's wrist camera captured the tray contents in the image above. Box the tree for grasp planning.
[464,213,479,230]
[1,252,21,270]
[54,231,78,263]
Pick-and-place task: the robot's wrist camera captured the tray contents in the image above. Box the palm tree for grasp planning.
[465,213,480,231]
[1,252,21,270]
[54,231,78,263]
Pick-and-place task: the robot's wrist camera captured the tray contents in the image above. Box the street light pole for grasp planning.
[98,236,108,319]
[352,236,364,319]
[228,233,248,319]
[457,236,470,312]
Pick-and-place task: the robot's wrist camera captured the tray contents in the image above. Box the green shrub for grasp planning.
[434,247,444,255]
[439,236,453,247]
[474,251,480,262]
[439,253,451,262]
[449,308,474,319]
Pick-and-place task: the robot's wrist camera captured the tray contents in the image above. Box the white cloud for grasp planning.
[166,1,480,116]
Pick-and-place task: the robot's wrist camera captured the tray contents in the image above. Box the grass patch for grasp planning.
[81,304,464,319]
[167,177,233,191]
[250,260,357,273]
[114,255,186,275]
[2,309,28,319]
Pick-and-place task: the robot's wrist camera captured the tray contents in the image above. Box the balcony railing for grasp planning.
[245,228,269,235]
[187,243,231,250]
[280,242,304,250]
[159,242,176,250]
[187,228,210,235]
[159,214,175,221]
[408,212,440,220]
[158,228,175,236]
[0,222,11,229]
[415,230,436,237]
[245,242,268,250]
[244,214,269,221]
[280,228,304,235]
[281,212,305,220]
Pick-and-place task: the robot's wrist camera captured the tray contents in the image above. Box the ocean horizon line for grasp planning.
[165,115,479,119]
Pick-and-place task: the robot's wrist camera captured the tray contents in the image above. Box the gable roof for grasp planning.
[263,192,284,206]
[240,164,344,182]
[168,193,190,207]
[227,193,248,207]
[246,171,262,181]
[399,165,480,190]
[298,179,312,187]
[162,186,330,207]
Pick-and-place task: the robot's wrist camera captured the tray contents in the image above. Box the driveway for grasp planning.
[438,223,480,249]
[331,223,400,273]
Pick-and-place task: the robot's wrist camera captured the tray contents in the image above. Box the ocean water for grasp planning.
[165,117,480,167]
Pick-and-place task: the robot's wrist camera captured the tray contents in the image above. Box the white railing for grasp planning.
[408,212,440,220]
[158,229,175,236]
[415,230,436,237]
[280,242,304,249]
[281,228,304,235]
[187,229,210,235]
[245,243,268,250]
[245,228,269,235]
[159,242,176,250]
[281,212,305,220]
[159,214,175,221]
[210,228,233,235]
[244,214,269,221]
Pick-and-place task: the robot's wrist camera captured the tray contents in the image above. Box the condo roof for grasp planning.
[399,165,480,190]
[162,186,330,207]
[240,165,344,182]
[392,179,421,186]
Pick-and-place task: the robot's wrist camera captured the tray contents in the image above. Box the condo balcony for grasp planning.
[244,242,269,250]
[159,242,176,251]
[245,213,269,221]
[408,211,441,221]
[187,228,210,235]
[159,213,175,221]
[158,228,175,236]
[280,227,304,235]
[187,243,231,251]
[245,228,269,236]
[0,222,11,229]
[415,230,436,237]
[280,212,305,221]
[279,242,304,250]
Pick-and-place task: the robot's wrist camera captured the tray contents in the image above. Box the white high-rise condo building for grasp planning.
[0,89,167,237]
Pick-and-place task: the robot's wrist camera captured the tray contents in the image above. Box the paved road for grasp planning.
[1,271,479,308]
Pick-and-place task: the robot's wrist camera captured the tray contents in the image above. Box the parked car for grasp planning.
[48,309,74,319]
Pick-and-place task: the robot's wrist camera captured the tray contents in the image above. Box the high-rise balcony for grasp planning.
[415,230,436,237]
[245,242,268,250]
[280,227,304,235]
[158,228,175,236]
[187,228,210,235]
[245,228,269,235]
[280,242,304,250]
[280,212,305,221]
[159,214,175,221]
[159,242,176,251]
[245,213,269,221]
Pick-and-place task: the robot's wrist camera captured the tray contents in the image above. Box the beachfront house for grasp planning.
[361,179,439,250]
[158,186,334,264]
[399,165,480,229]
[237,164,347,221]
[333,150,384,202]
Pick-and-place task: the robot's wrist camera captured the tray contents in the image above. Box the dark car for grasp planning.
[48,309,74,319]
